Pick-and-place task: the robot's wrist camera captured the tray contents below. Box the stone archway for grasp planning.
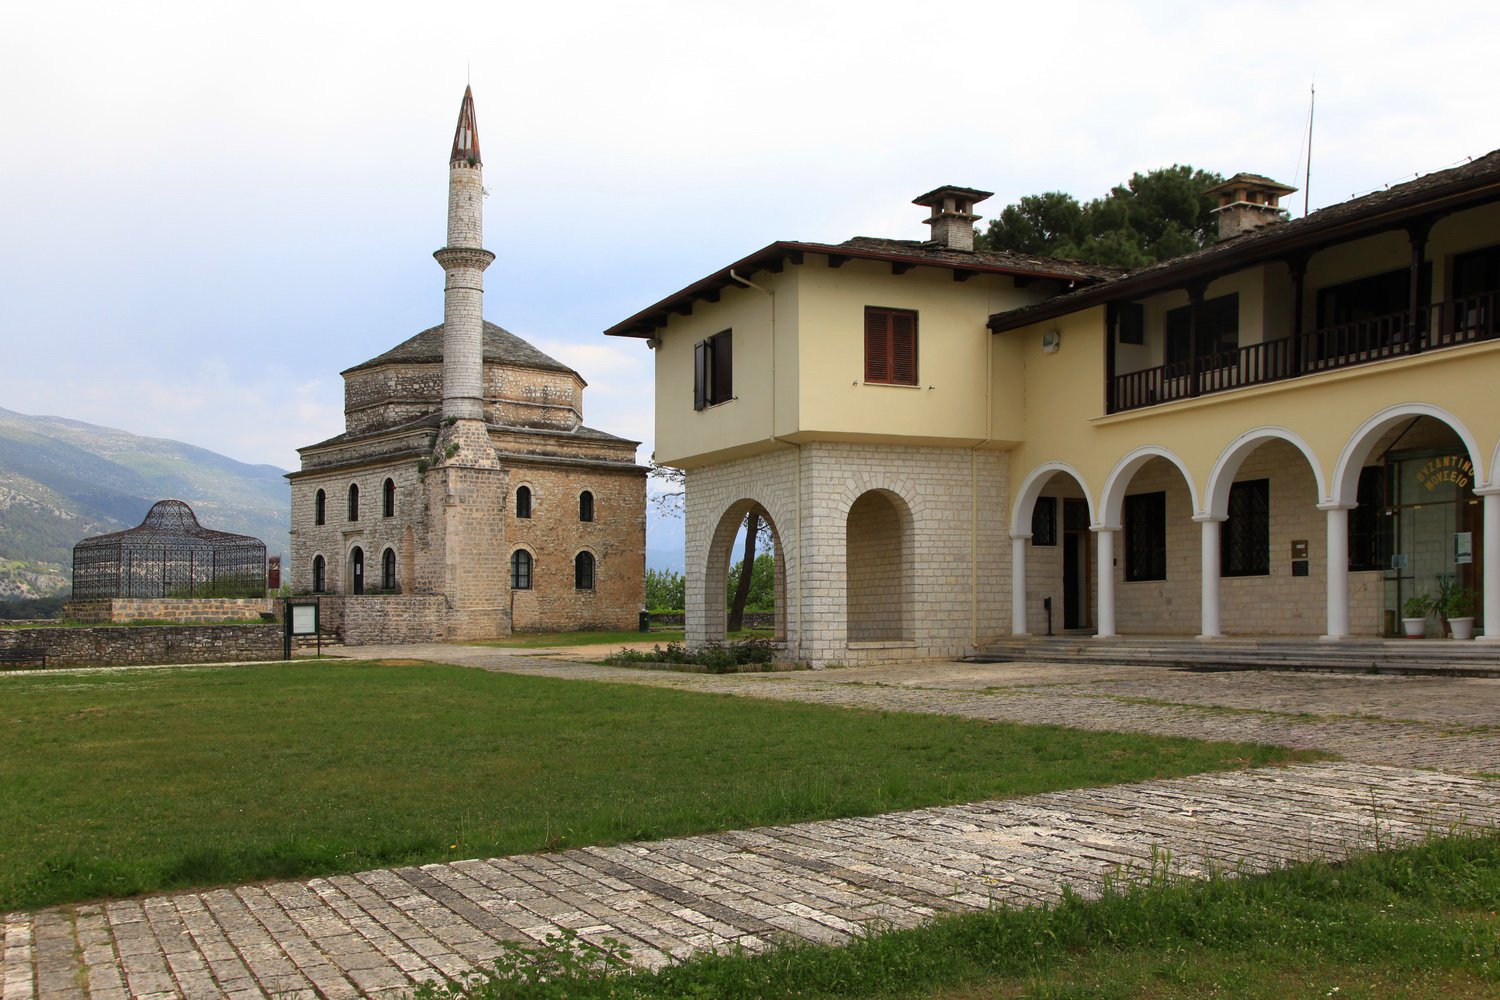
[1098,448,1199,637]
[1010,464,1096,636]
[701,500,786,644]
[845,489,914,642]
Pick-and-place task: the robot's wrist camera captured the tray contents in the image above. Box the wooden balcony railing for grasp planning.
[1108,291,1500,413]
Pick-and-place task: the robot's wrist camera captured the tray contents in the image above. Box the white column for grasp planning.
[1095,527,1117,638]
[1321,504,1350,641]
[1197,516,1223,639]
[1010,535,1030,636]
[1478,490,1500,642]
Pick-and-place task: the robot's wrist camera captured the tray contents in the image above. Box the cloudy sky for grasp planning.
[4,0,1498,561]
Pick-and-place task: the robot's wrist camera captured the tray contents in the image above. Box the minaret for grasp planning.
[425,87,507,640]
[435,86,494,423]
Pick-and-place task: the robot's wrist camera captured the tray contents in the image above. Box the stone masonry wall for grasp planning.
[290,457,431,598]
[64,598,276,624]
[0,625,282,668]
[507,460,646,631]
[341,596,452,645]
[686,443,1009,666]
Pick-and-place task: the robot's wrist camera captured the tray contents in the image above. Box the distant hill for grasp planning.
[0,407,289,598]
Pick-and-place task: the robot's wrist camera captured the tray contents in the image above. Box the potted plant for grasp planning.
[1401,593,1435,638]
[1441,585,1478,640]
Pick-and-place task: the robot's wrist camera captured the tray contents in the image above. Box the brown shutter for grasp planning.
[864,308,890,382]
[712,330,732,402]
[693,339,707,410]
[890,310,917,385]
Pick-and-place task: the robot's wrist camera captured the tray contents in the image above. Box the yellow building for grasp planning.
[606,161,1500,663]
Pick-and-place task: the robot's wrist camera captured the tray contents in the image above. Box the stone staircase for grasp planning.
[968,634,1500,677]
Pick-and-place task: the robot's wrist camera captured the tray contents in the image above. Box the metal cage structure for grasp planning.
[71,499,268,599]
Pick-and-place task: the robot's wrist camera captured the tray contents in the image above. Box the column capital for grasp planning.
[1474,485,1500,497]
[1317,500,1356,512]
[1192,512,1227,523]
[1089,523,1120,533]
[1010,531,1033,541]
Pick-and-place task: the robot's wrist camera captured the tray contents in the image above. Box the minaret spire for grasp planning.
[435,85,494,425]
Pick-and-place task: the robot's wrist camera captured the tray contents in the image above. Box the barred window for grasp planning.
[381,548,396,590]
[1221,479,1270,577]
[1124,491,1166,582]
[314,489,326,526]
[579,491,595,522]
[347,483,359,522]
[574,551,595,591]
[1031,497,1057,546]
[383,478,396,518]
[516,485,532,519]
[511,550,532,590]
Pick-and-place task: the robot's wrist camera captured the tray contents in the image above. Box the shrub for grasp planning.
[605,638,778,673]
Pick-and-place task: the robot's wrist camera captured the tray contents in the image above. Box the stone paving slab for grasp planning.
[3,762,1496,998]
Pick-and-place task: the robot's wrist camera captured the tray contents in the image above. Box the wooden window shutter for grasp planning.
[712,330,732,402]
[864,309,891,383]
[890,310,917,384]
[693,339,708,410]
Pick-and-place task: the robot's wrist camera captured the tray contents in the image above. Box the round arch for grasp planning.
[703,499,788,644]
[1011,462,1096,536]
[846,488,916,643]
[1332,403,1485,505]
[347,545,365,595]
[1205,427,1327,518]
[1100,446,1200,528]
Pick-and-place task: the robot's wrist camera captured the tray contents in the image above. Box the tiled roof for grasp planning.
[343,321,577,376]
[837,237,1120,281]
[988,148,1500,332]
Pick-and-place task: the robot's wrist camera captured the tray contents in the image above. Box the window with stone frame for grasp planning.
[693,329,733,410]
[1220,479,1270,577]
[515,485,532,519]
[312,555,325,594]
[579,491,595,522]
[1124,491,1167,581]
[381,548,396,590]
[574,551,595,591]
[864,306,918,385]
[383,478,396,518]
[511,550,532,590]
[1031,497,1058,546]
[314,489,326,526]
[347,483,359,522]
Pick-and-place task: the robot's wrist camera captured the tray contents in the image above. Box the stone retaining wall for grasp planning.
[0,625,283,668]
[64,598,277,625]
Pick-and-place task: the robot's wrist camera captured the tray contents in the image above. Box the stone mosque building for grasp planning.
[288,88,645,642]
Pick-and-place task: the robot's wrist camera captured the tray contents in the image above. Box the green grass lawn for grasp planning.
[0,661,1319,910]
[414,831,1500,999]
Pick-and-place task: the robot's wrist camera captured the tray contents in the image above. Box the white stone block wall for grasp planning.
[685,443,1010,666]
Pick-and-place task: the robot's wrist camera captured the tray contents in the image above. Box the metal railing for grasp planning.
[1109,293,1500,413]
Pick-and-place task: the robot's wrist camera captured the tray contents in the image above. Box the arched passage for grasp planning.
[1099,448,1199,637]
[1331,407,1486,637]
[1010,464,1096,636]
[702,500,787,644]
[1203,432,1325,636]
[846,489,914,642]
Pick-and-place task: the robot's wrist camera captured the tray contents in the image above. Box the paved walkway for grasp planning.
[4,651,1498,998]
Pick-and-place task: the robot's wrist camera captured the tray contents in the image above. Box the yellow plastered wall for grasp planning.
[652,271,800,467]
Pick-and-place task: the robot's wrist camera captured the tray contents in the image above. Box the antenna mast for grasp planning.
[1303,81,1315,217]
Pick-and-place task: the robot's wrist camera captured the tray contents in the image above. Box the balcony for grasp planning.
[1109,291,1500,413]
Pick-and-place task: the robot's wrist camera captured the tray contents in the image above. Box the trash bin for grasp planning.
[638,611,651,633]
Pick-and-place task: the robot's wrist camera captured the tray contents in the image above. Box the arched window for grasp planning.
[347,483,360,522]
[314,489,326,526]
[574,551,595,591]
[350,546,364,595]
[510,550,533,590]
[579,491,595,522]
[516,485,532,519]
[381,548,396,590]
[383,478,396,518]
[312,555,325,593]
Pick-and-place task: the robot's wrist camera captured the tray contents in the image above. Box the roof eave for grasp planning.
[603,241,1109,339]
[987,170,1500,333]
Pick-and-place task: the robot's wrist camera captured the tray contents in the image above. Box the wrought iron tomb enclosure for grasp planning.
[72,499,268,599]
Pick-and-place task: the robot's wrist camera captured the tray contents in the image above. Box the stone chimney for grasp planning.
[1205,173,1297,241]
[913,185,992,251]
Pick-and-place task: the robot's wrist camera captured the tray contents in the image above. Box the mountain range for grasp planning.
[0,407,290,598]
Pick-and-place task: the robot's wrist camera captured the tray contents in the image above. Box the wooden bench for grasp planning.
[0,648,47,669]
